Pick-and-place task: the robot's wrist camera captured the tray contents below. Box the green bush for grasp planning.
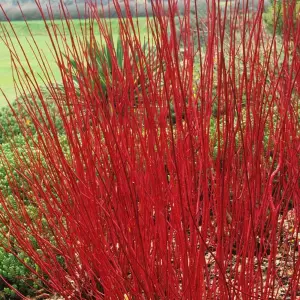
[0,103,21,145]
[263,0,300,35]
[0,134,42,298]
[0,100,69,298]
[0,247,41,299]
[0,95,65,145]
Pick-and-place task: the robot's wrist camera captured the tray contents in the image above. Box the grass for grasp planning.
[0,18,148,107]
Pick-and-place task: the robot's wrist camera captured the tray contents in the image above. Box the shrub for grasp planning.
[0,103,23,145]
[0,247,40,299]
[0,137,43,298]
[0,95,65,145]
[0,102,68,297]
[263,0,300,35]
[0,0,299,298]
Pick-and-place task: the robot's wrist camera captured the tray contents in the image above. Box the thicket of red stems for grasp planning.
[0,0,299,298]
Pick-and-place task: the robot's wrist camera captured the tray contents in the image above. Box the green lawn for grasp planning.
[0,18,148,107]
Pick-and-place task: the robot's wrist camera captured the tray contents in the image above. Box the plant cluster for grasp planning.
[0,136,43,298]
[263,0,300,35]
[0,96,67,297]
[0,0,299,299]
[0,96,64,145]
[0,247,40,299]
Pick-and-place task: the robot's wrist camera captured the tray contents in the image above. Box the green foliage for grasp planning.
[67,36,125,98]
[0,104,21,145]
[0,96,64,144]
[263,0,300,35]
[0,134,43,298]
[0,97,70,297]
[0,247,40,299]
[66,33,158,112]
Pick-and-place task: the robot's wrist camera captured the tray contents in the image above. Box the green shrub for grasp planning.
[0,247,40,299]
[0,107,69,297]
[0,95,65,145]
[263,0,300,35]
[0,134,42,298]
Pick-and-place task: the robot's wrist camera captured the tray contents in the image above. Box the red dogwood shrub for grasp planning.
[0,0,299,298]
